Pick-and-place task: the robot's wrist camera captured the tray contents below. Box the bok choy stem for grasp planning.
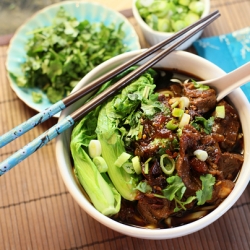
[71,140,121,215]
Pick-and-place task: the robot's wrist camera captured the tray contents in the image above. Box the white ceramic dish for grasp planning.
[132,0,210,50]
[6,1,140,117]
[56,49,250,239]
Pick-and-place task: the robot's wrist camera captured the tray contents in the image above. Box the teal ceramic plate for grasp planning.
[6,1,140,117]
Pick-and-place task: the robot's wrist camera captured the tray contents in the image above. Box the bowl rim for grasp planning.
[132,0,211,36]
[56,49,250,239]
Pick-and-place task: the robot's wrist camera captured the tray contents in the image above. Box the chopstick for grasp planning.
[0,10,220,148]
[0,10,220,175]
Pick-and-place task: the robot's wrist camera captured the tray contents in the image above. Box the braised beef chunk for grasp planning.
[217,152,244,180]
[169,83,183,96]
[207,180,235,204]
[137,194,174,225]
[212,100,240,151]
[116,200,148,227]
[176,125,202,195]
[134,112,179,158]
[200,135,221,164]
[142,160,167,188]
[183,82,217,114]
[190,157,208,173]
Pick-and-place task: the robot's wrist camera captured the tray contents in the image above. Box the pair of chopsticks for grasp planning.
[0,10,220,175]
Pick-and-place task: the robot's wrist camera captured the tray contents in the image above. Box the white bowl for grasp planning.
[56,49,250,239]
[132,0,210,50]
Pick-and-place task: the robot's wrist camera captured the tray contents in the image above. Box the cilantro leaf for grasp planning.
[162,175,196,212]
[191,116,214,134]
[135,181,152,193]
[163,175,186,201]
[196,174,216,205]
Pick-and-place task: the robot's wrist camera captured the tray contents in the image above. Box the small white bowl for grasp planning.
[132,0,210,50]
[56,50,250,239]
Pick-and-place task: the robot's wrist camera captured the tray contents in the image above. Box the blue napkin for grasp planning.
[193,27,250,101]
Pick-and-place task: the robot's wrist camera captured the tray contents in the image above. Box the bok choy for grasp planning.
[70,67,158,213]
[96,70,157,201]
[70,80,121,216]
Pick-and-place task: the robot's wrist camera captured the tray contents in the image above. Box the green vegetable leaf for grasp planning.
[70,76,124,215]
[10,7,129,103]
[161,175,196,212]
[71,141,121,216]
[32,91,42,103]
[163,175,186,201]
[135,181,152,193]
[141,97,165,118]
[191,116,214,134]
[95,70,160,200]
[191,79,210,90]
[196,174,216,205]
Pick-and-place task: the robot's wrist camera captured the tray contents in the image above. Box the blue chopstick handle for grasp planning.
[0,100,66,148]
[0,115,74,176]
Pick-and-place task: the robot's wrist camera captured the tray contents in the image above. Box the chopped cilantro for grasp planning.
[135,181,152,193]
[191,116,214,134]
[196,174,216,205]
[160,175,196,212]
[31,91,42,103]
[11,7,129,103]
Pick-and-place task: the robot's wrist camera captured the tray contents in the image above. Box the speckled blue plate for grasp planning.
[6,1,140,117]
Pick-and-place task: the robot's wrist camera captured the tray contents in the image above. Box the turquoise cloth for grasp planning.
[193,27,250,101]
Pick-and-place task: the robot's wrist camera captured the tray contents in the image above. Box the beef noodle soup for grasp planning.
[71,67,244,229]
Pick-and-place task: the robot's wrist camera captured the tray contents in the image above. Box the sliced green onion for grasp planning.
[179,113,190,128]
[179,0,191,7]
[172,107,184,117]
[88,140,102,158]
[192,79,210,90]
[144,157,152,174]
[137,124,144,139]
[171,20,186,32]
[132,156,142,174]
[189,1,204,14]
[171,100,180,109]
[215,105,225,119]
[114,152,131,167]
[177,128,183,137]
[143,85,151,99]
[184,12,200,26]
[193,149,208,161]
[166,119,178,130]
[179,96,190,110]
[139,0,154,7]
[158,90,174,97]
[122,162,135,174]
[169,97,180,104]
[160,154,175,175]
[157,18,171,32]
[93,156,108,173]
